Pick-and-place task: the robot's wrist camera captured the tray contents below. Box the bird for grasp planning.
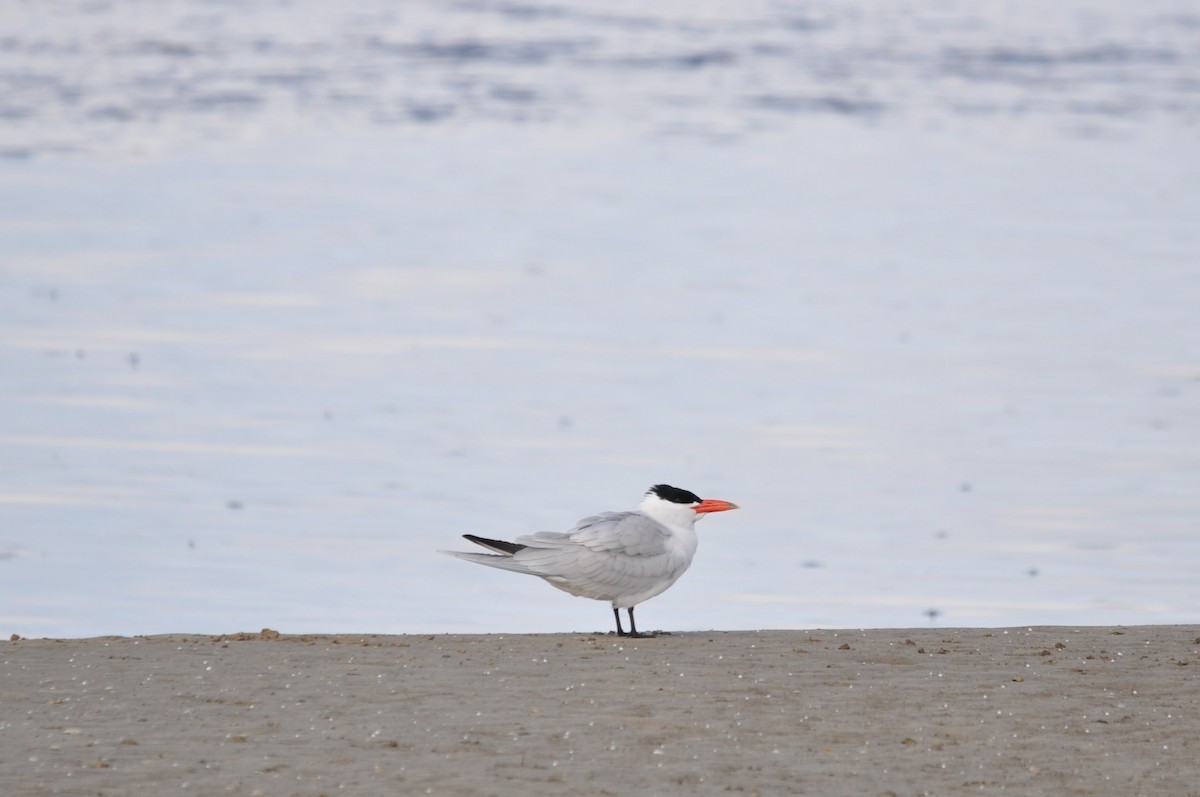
[440,484,739,637]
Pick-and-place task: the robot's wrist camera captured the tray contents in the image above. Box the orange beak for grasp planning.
[694,499,740,514]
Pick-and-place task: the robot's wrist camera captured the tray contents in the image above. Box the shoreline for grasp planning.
[5,626,1197,795]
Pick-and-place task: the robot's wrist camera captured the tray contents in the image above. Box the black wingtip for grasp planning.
[463,534,527,554]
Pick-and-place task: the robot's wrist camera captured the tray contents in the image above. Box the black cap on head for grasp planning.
[648,484,702,505]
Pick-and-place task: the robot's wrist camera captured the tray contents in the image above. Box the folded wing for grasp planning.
[508,511,680,602]
[441,511,684,604]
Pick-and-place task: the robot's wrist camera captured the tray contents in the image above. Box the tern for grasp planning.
[440,484,739,637]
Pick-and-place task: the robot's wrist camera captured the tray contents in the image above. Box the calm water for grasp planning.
[1,0,1198,637]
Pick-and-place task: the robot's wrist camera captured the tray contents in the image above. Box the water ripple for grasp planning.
[0,0,1196,155]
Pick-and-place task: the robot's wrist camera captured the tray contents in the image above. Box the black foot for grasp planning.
[613,606,664,638]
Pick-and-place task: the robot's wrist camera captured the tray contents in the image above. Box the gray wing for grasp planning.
[508,512,681,602]
[518,511,670,556]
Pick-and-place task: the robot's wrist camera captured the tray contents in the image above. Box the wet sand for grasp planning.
[3,626,1197,796]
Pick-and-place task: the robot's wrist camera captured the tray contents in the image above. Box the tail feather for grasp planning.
[439,549,539,576]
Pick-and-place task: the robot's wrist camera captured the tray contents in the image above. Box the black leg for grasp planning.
[613,606,626,636]
[626,606,656,639]
[614,606,657,638]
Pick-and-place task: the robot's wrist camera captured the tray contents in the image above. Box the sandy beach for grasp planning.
[3,626,1197,796]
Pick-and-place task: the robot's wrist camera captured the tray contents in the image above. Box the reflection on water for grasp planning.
[0,0,1198,637]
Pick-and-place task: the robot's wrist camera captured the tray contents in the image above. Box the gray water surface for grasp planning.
[1,0,1198,636]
